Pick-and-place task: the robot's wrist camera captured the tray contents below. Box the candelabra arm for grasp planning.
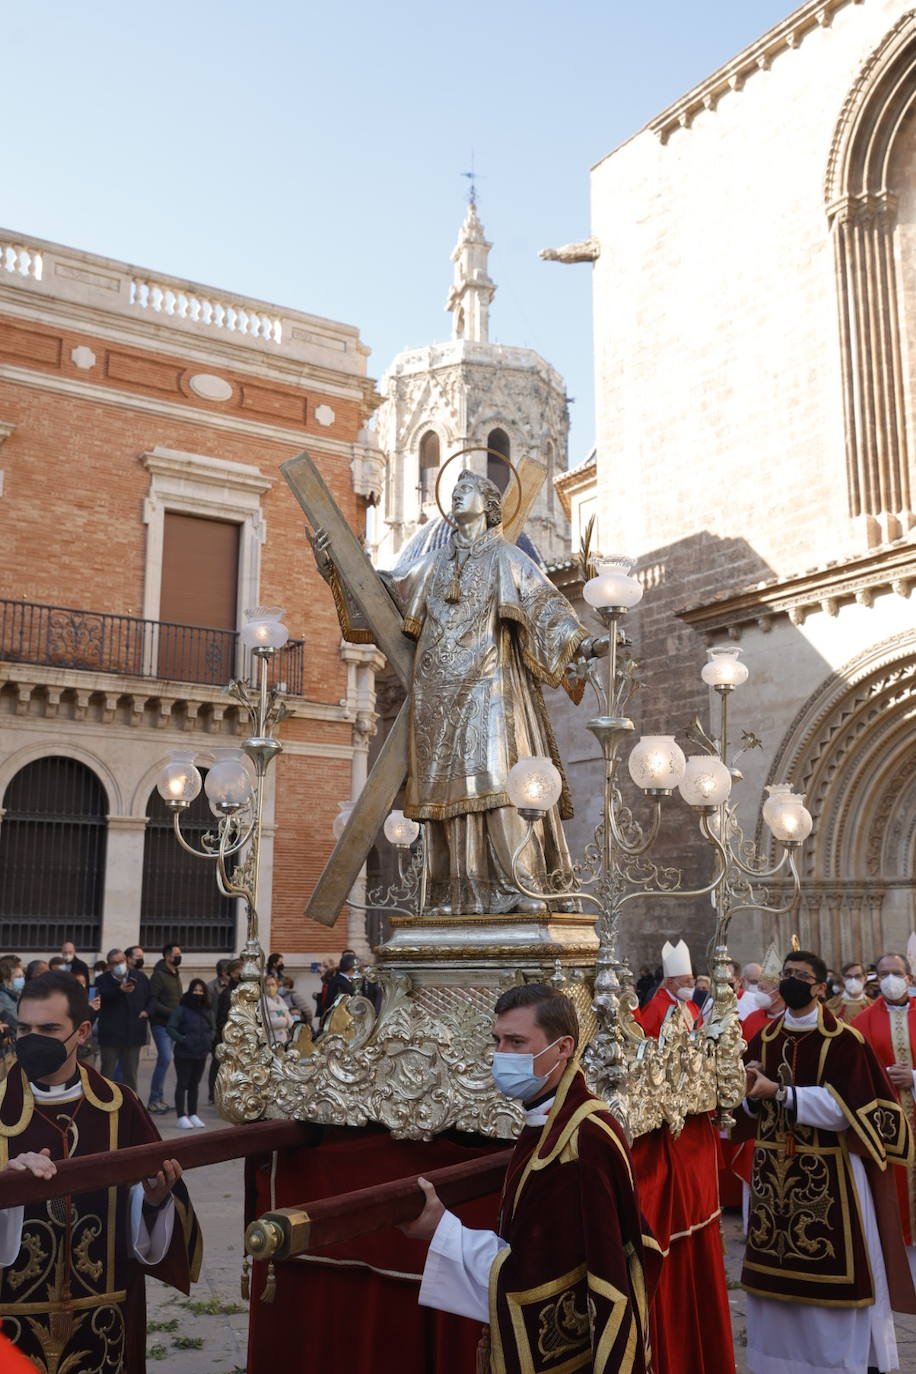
[615,844,728,910]
[171,809,211,860]
[725,843,793,882]
[722,849,803,928]
[607,797,663,856]
[509,821,604,914]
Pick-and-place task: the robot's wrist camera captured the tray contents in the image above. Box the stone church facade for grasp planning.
[552,0,916,972]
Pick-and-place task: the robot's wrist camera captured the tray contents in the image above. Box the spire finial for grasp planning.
[460,152,485,210]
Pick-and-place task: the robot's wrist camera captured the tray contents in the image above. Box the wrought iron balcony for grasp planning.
[0,599,305,695]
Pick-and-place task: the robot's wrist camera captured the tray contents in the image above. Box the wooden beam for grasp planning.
[0,1119,311,1209]
[305,705,410,926]
[281,451,413,688]
[246,1147,511,1258]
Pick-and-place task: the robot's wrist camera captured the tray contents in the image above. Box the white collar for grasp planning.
[524,1095,555,1126]
[783,1007,819,1029]
[885,999,910,1012]
[31,1078,83,1104]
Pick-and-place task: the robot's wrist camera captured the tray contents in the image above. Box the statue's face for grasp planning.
[451,477,486,520]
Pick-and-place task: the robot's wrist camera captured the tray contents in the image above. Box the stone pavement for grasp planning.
[134,1056,916,1372]
[138,1061,248,1374]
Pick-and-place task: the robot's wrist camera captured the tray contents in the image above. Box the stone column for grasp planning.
[100,815,149,956]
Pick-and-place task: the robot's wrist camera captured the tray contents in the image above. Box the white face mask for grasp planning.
[844,977,864,997]
[113,962,127,978]
[880,974,909,1002]
[675,985,695,1001]
[755,991,774,1011]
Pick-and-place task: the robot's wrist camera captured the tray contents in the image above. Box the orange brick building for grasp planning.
[0,229,383,988]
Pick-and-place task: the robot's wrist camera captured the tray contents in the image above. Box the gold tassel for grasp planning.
[240,1255,251,1302]
[261,1259,277,1304]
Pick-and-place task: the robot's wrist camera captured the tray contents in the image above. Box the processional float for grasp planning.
[153,447,812,1338]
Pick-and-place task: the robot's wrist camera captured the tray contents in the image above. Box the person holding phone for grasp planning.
[95,946,151,1091]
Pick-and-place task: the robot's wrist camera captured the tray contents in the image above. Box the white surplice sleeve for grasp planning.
[795,1086,848,1131]
[418,1209,508,1323]
[128,1184,175,1265]
[0,1206,24,1266]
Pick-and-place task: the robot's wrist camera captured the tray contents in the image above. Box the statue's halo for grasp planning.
[434,445,523,530]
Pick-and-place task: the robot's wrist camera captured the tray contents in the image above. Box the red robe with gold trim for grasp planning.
[634,988,701,1040]
[734,1006,914,1308]
[0,1064,202,1374]
[489,1065,660,1374]
[854,996,916,1246]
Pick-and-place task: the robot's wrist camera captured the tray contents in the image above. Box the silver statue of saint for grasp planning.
[314,471,599,917]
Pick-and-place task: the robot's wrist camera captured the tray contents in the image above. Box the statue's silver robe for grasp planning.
[388,524,585,821]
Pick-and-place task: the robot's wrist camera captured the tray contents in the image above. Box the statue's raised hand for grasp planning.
[306,525,335,585]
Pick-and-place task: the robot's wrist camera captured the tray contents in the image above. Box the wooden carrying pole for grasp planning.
[0,1119,311,1209]
[244,1148,512,1260]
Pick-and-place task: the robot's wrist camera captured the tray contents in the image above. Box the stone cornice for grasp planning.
[0,363,360,456]
[141,447,273,494]
[381,339,566,395]
[0,293,370,403]
[553,453,596,520]
[677,539,916,637]
[645,0,864,146]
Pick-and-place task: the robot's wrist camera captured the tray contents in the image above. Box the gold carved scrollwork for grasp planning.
[217,952,742,1142]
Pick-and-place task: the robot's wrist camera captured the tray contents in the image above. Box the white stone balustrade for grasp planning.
[0,241,43,281]
[0,226,368,376]
[128,278,282,343]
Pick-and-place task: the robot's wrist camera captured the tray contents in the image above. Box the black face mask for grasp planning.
[779,976,816,1011]
[171,955,182,968]
[133,958,144,970]
[275,965,285,976]
[191,992,204,1000]
[16,1030,78,1082]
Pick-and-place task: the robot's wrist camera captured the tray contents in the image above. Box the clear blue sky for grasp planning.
[2,1,792,461]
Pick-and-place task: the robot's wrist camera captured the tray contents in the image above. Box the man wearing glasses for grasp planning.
[735,950,916,1374]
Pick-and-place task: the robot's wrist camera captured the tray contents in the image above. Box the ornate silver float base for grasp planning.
[215,924,745,1142]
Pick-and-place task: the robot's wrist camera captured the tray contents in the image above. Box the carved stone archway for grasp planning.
[826,13,916,545]
[765,632,916,964]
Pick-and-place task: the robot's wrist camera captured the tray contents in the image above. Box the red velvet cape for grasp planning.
[854,996,916,1246]
[0,1064,201,1374]
[488,1065,661,1374]
[735,1006,914,1308]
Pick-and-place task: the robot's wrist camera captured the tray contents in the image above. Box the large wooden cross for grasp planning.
[281,450,546,926]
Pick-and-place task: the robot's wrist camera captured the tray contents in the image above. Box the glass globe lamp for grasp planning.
[627,736,687,793]
[583,558,643,611]
[204,749,253,811]
[157,751,202,805]
[507,758,563,814]
[701,646,749,688]
[677,755,732,808]
[762,785,813,843]
[240,607,289,652]
[383,809,420,848]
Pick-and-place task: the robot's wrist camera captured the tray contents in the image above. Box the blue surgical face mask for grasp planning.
[12,975,25,992]
[491,1037,564,1101]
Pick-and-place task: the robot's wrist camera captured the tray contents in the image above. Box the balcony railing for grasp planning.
[0,599,304,695]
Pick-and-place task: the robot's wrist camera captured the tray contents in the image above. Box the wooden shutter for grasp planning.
[158,514,239,683]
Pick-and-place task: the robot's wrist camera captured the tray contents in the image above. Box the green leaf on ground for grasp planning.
[148,1319,179,1332]
[147,1345,168,1360]
[178,1297,245,1315]
[173,1336,205,1349]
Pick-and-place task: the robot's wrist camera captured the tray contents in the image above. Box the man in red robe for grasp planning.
[0,971,202,1374]
[735,949,915,1374]
[635,940,701,1038]
[854,950,916,1262]
[405,983,660,1373]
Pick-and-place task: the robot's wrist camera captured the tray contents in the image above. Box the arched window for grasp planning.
[487,428,511,493]
[139,776,237,953]
[418,431,441,505]
[0,757,107,951]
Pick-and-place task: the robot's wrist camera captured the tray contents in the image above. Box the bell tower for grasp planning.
[373,195,571,568]
[446,194,496,343]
